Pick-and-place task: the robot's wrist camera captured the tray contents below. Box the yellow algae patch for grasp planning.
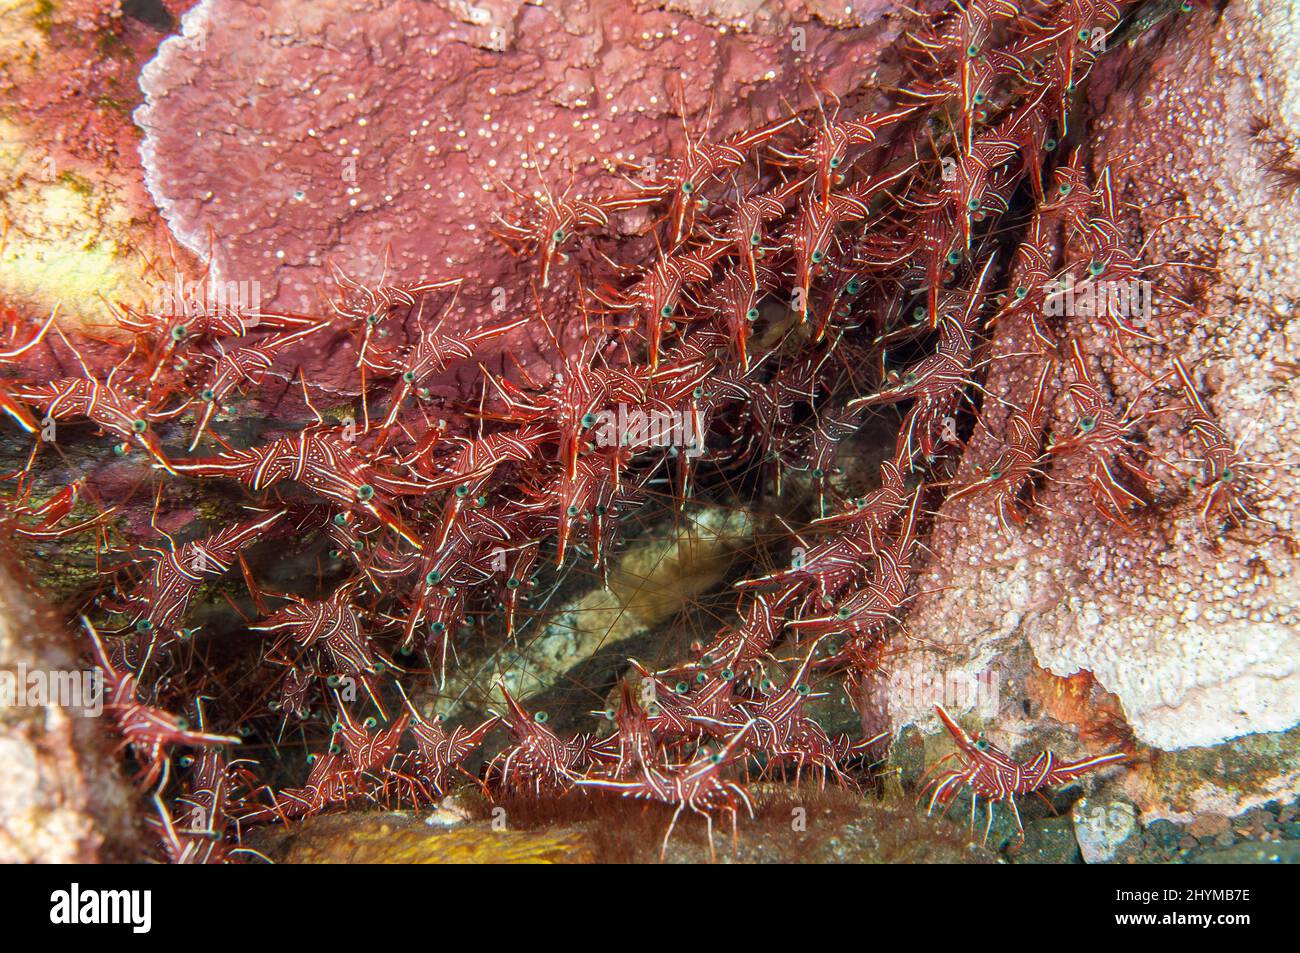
[0,118,166,324]
[257,812,595,864]
[0,1,47,56]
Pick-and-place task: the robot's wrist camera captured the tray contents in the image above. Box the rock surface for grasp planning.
[436,504,754,726]
[0,553,136,862]
[1073,797,1138,864]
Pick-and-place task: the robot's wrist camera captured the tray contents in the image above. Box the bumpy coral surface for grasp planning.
[892,0,1300,818]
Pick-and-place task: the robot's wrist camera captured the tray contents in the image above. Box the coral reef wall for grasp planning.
[1,0,1297,863]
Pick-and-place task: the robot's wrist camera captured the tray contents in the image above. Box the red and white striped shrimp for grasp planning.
[922,704,1126,848]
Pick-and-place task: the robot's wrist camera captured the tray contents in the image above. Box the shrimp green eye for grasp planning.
[903,371,919,386]
[455,484,470,498]
[174,716,189,731]
[364,716,378,729]
[552,229,566,243]
[581,411,597,428]
[425,570,442,585]
[973,92,987,105]
[1014,286,1028,299]
[1079,27,1090,40]
[329,742,343,755]
[967,197,981,211]
[131,418,148,433]
[366,313,381,325]
[721,668,735,681]
[533,711,549,724]
[974,737,990,751]
[506,576,521,589]
[913,306,927,321]
[566,504,579,517]
[846,279,861,295]
[326,675,341,688]
[430,621,446,635]
[682,181,695,194]
[695,672,708,685]
[306,753,318,765]
[1059,182,1073,196]
[660,305,673,318]
[1089,260,1105,276]
[988,468,1004,480]
[403,370,417,383]
[1179,0,1192,9]
[177,628,194,640]
[761,679,774,691]
[692,387,704,399]
[1220,468,1234,483]
[709,752,723,764]
[812,468,824,479]
[796,683,811,695]
[837,606,852,619]
[1045,138,1058,151]
[811,250,825,263]
[171,325,188,341]
[179,754,194,768]
[746,307,759,320]
[675,681,690,694]
[946,250,963,265]
[595,504,607,516]
[750,232,761,245]
[334,512,349,526]
[1078,416,1096,433]
[829,156,841,169]
[200,388,216,401]
[355,484,375,502]
[603,708,616,721]
[135,619,154,633]
[966,43,979,57]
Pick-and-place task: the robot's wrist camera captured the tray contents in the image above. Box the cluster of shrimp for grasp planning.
[0,0,1250,861]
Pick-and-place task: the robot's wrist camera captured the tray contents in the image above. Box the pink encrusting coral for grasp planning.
[0,0,1288,862]
[134,0,909,394]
